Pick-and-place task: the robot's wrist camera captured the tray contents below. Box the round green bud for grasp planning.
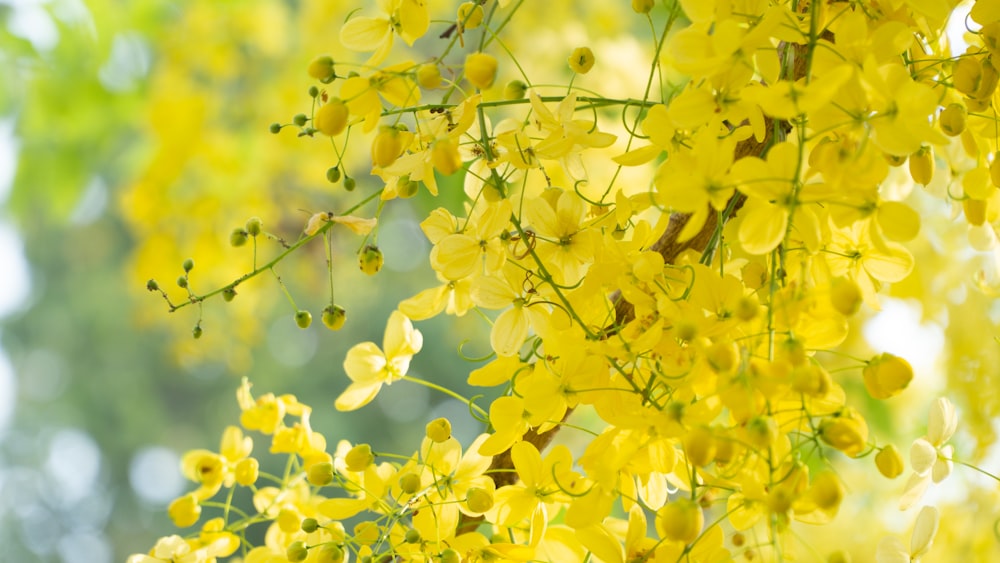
[293,113,308,127]
[343,177,357,191]
[295,310,313,329]
[176,276,188,289]
[322,304,347,331]
[246,217,263,236]
[632,0,654,13]
[326,166,341,183]
[440,549,461,563]
[301,517,319,533]
[222,288,237,302]
[317,544,344,563]
[503,80,527,100]
[192,325,203,339]
[269,122,282,134]
[399,472,421,494]
[286,541,308,562]
[465,487,494,513]
[308,85,319,98]
[398,179,419,199]
[307,462,335,486]
[230,228,249,247]
[404,528,421,544]
[182,258,195,273]
[146,279,159,291]
[358,245,384,276]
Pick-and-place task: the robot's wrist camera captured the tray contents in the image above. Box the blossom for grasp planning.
[900,398,958,510]
[335,311,423,411]
[876,506,939,563]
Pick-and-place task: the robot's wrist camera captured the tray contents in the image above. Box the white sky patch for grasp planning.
[946,1,977,55]
[864,299,945,379]
[44,428,102,506]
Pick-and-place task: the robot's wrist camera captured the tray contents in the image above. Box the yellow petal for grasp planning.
[331,214,377,235]
[339,16,391,52]
[612,144,662,166]
[334,381,382,411]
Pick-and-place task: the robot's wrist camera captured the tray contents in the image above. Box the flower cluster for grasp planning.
[137,0,1000,560]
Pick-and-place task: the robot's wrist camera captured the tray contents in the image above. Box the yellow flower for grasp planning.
[339,0,429,66]
[863,353,914,400]
[464,52,498,90]
[876,506,939,563]
[900,397,958,510]
[567,46,595,74]
[335,311,423,411]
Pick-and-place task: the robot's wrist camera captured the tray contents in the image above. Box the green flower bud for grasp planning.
[230,228,249,247]
[293,113,308,127]
[404,528,421,544]
[326,166,341,183]
[295,310,312,329]
[308,55,336,82]
[192,325,203,339]
[344,177,357,191]
[345,444,374,472]
[146,279,159,291]
[269,122,282,134]
[222,288,237,302]
[398,179,419,199]
[358,245,384,275]
[322,304,347,331]
[503,79,527,100]
[317,544,344,563]
[440,549,461,563]
[632,0,654,13]
[245,217,263,236]
[176,276,188,289]
[301,517,319,533]
[307,462,334,486]
[182,258,195,273]
[465,487,494,513]
[399,472,421,494]
[286,541,308,562]
[308,85,319,98]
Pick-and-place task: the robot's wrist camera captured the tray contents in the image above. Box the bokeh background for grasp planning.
[2,0,1000,561]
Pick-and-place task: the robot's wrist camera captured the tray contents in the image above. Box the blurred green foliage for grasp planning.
[0,1,489,560]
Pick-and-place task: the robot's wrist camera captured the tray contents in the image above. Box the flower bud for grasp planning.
[503,79,527,100]
[655,498,704,544]
[863,353,913,400]
[398,178,419,199]
[316,99,349,137]
[425,417,452,442]
[457,2,484,29]
[440,549,461,563]
[939,103,966,136]
[308,55,336,82]
[819,408,869,457]
[371,126,406,168]
[322,304,347,330]
[177,275,188,288]
[465,487,494,513]
[964,197,988,226]
[230,228,249,247]
[568,46,595,74]
[192,325,203,339]
[465,52,498,90]
[308,85,319,98]
[953,57,982,97]
[293,113,308,127]
[682,426,716,467]
[326,166,342,184]
[301,517,319,533]
[286,541,308,562]
[632,0,654,13]
[875,444,904,479]
[343,177,357,191]
[399,472,421,494]
[307,461,335,486]
[168,494,202,528]
[295,310,313,329]
[909,147,933,185]
[345,444,374,472]
[404,528,422,544]
[146,279,159,291]
[234,457,259,486]
[245,217,263,236]
[222,288,237,302]
[317,544,345,563]
[358,245,384,275]
[829,277,862,316]
[182,258,195,272]
[269,123,282,134]
[416,63,442,90]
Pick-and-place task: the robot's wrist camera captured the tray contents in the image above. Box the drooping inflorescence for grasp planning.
[135,0,1000,561]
